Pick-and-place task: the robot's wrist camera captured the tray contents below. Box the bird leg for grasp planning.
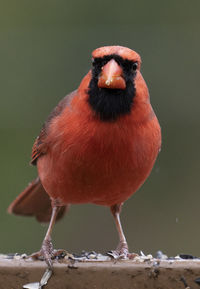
[30,206,62,268]
[109,203,129,259]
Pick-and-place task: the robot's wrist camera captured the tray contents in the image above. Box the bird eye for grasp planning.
[132,62,138,71]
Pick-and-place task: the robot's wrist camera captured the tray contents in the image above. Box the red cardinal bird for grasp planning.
[8,46,161,267]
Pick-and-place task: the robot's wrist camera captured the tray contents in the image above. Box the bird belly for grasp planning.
[37,117,161,206]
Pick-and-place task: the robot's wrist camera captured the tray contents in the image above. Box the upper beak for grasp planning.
[97,59,126,90]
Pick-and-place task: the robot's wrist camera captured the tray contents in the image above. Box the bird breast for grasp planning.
[37,104,161,206]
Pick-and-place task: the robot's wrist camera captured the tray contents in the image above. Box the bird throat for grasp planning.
[88,79,135,121]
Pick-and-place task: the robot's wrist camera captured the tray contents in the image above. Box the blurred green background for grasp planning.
[1,0,200,257]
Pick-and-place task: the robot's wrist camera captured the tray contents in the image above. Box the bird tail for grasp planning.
[8,177,67,223]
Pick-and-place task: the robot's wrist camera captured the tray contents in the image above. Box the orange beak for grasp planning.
[97,59,126,90]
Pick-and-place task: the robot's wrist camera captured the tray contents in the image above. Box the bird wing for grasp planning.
[31,90,77,165]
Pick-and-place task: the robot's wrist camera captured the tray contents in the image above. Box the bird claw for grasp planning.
[107,250,138,260]
[107,249,129,259]
[29,239,53,267]
[107,242,137,260]
[107,250,127,259]
[29,239,67,267]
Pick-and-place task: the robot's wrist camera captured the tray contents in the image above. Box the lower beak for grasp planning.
[98,59,126,90]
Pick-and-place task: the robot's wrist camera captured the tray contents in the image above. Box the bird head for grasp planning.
[92,46,141,90]
[87,46,143,121]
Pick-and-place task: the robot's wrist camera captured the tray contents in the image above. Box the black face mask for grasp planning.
[88,54,137,122]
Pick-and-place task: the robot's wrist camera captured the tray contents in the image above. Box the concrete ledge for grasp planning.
[0,254,200,289]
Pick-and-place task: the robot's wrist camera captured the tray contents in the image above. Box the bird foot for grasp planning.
[29,239,67,268]
[107,242,138,260]
[107,241,129,259]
